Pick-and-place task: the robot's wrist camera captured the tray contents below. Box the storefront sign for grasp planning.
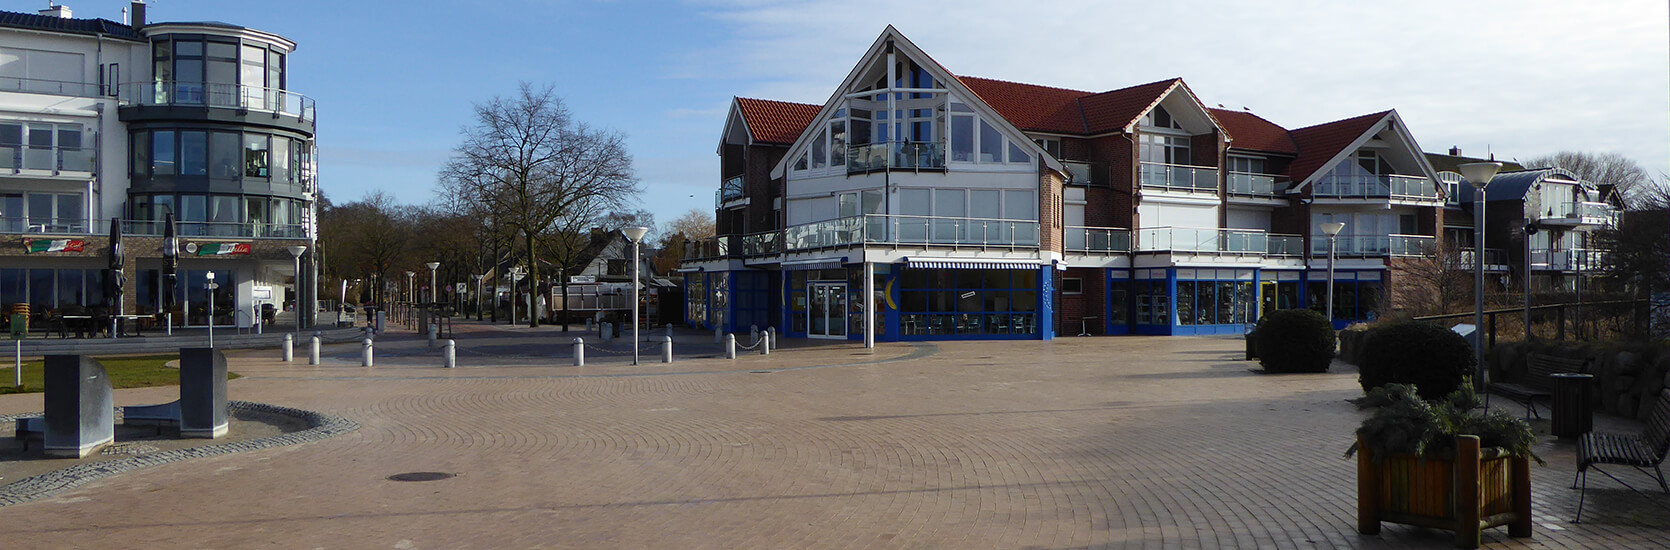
[22,239,85,254]
[187,242,251,256]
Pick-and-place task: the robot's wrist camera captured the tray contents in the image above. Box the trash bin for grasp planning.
[1550,373,1594,439]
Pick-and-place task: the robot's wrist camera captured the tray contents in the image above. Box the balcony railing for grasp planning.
[1138,227,1303,256]
[1313,174,1438,201]
[117,81,316,124]
[1139,162,1218,192]
[741,230,781,256]
[1064,226,1132,253]
[1226,172,1285,197]
[1062,161,1103,186]
[0,145,94,173]
[847,141,945,173]
[0,217,310,238]
[1454,248,1508,269]
[1530,248,1608,271]
[0,76,105,97]
[1541,201,1617,226]
[784,214,1039,251]
[683,235,729,260]
[1313,233,1435,257]
[715,174,745,208]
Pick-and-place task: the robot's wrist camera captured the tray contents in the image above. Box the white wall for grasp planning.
[1226,207,1270,231]
[1139,202,1217,228]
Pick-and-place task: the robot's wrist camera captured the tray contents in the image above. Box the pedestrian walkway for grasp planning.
[0,335,1665,548]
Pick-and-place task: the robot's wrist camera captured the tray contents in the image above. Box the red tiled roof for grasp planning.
[1079,79,1181,134]
[735,97,822,146]
[1286,110,1391,184]
[1208,108,1297,155]
[957,76,1093,134]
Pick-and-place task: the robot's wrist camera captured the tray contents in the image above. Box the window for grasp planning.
[829,121,845,167]
[606,259,627,276]
[810,129,826,169]
[1228,156,1265,174]
[950,114,973,162]
[271,136,290,182]
[244,133,269,177]
[180,131,207,176]
[131,131,148,176]
[1140,134,1190,165]
[793,153,807,171]
[212,132,240,178]
[978,119,1002,162]
[1356,150,1395,175]
[1063,278,1083,294]
[1034,138,1061,158]
[1141,105,1183,129]
[152,130,176,175]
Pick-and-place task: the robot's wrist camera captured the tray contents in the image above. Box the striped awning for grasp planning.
[905,259,1043,270]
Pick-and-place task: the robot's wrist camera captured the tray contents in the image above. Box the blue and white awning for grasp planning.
[905,259,1044,270]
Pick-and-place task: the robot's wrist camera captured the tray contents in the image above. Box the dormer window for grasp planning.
[1141,105,1183,130]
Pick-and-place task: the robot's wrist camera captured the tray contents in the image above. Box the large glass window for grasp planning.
[243,133,269,177]
[978,119,1002,163]
[212,131,240,178]
[950,114,973,162]
[897,268,1039,337]
[180,131,208,176]
[152,130,176,175]
[270,136,290,183]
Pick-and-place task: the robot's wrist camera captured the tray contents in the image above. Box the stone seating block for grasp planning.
[43,355,114,457]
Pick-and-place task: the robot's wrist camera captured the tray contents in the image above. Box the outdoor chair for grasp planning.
[1573,389,1670,523]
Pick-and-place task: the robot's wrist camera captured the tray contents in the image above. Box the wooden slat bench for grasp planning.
[1490,353,1589,420]
[1574,389,1670,523]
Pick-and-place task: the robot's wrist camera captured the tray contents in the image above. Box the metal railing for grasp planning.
[1530,248,1608,271]
[1313,233,1435,256]
[1138,226,1303,256]
[1313,174,1438,201]
[1454,248,1508,268]
[1226,172,1284,197]
[1062,161,1102,186]
[683,235,730,260]
[784,214,1039,251]
[117,81,316,123]
[0,145,94,173]
[1541,201,1617,225]
[848,141,946,173]
[1064,226,1131,253]
[717,174,745,207]
[1139,162,1218,192]
[0,217,310,238]
[741,230,781,256]
[0,76,105,97]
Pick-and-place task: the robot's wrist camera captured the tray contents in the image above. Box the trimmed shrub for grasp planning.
[1254,309,1336,373]
[1358,321,1475,401]
[1338,323,1371,366]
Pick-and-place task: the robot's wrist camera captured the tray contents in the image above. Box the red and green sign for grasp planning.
[191,242,251,256]
[22,239,85,254]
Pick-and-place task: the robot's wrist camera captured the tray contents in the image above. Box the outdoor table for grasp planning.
[60,315,93,338]
[114,315,147,337]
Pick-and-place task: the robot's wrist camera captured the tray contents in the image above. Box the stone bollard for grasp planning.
[282,334,294,362]
[601,323,613,344]
[725,333,736,359]
[572,337,585,366]
[309,335,321,365]
[443,339,456,368]
[361,338,374,367]
[662,336,673,363]
[427,324,437,348]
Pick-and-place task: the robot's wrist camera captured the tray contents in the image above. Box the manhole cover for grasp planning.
[387,472,455,482]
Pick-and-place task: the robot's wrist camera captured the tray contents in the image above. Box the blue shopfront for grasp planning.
[1116,267,1383,335]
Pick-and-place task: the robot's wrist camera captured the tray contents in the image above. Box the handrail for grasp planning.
[1226,171,1286,196]
[1139,161,1218,192]
[0,76,105,97]
[1064,226,1131,253]
[0,144,94,172]
[116,81,316,123]
[1314,174,1438,200]
[1138,226,1302,255]
[784,214,1039,251]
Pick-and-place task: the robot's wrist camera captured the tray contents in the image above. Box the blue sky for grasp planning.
[59,0,1670,231]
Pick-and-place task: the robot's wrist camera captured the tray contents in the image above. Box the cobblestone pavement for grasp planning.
[0,329,1666,549]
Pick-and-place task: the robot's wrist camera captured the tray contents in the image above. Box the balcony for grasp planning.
[740,230,781,257]
[784,214,1039,252]
[117,81,317,126]
[1313,234,1435,257]
[715,174,745,208]
[683,235,730,261]
[1538,201,1616,227]
[1226,172,1285,198]
[0,76,104,98]
[1064,226,1132,254]
[1139,162,1218,193]
[1530,248,1608,271]
[0,217,311,239]
[1452,248,1509,272]
[1138,227,1303,257]
[847,141,946,174]
[0,145,94,174]
[1313,174,1439,204]
[1062,161,1104,186]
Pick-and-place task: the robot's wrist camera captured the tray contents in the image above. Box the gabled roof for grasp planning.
[1209,108,1298,155]
[0,10,144,41]
[957,76,1092,134]
[1079,78,1184,134]
[1286,110,1392,184]
[1460,167,1587,204]
[735,97,821,146]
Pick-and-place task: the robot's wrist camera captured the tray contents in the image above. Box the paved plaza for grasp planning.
[1,323,1668,548]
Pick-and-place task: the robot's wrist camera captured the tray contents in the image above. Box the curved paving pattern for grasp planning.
[0,329,1665,548]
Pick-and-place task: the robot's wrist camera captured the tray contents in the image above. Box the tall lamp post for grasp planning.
[1460,161,1503,390]
[405,271,415,303]
[622,226,650,366]
[205,271,218,348]
[288,245,307,340]
[426,262,441,306]
[473,274,484,320]
[1321,222,1346,325]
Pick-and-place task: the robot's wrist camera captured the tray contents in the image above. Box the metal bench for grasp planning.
[1573,389,1670,523]
[1490,353,1589,420]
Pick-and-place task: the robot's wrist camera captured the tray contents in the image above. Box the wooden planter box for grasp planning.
[1357,434,1532,548]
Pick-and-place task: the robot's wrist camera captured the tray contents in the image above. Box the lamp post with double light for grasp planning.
[1460,161,1502,390]
[622,226,650,366]
[1321,222,1346,324]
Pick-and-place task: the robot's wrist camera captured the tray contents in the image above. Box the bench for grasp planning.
[1573,389,1670,523]
[1489,353,1589,420]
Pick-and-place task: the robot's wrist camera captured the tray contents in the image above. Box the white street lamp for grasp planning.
[1459,161,1503,392]
[473,273,485,320]
[426,262,441,305]
[205,271,218,348]
[287,245,307,342]
[622,226,650,366]
[405,271,415,303]
[1321,222,1346,324]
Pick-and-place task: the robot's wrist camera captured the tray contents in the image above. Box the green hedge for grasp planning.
[1254,309,1336,373]
[1358,321,1475,400]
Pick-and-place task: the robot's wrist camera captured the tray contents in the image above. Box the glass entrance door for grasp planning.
[807,282,848,339]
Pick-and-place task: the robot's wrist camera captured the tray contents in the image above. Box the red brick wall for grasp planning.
[1039,171,1064,254]
[1059,267,1105,335]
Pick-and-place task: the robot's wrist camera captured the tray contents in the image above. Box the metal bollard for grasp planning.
[283,334,294,362]
[443,339,456,368]
[759,332,770,355]
[309,335,321,365]
[662,336,673,363]
[765,327,775,351]
[361,338,374,367]
[601,323,613,344]
[572,337,584,366]
[725,333,736,359]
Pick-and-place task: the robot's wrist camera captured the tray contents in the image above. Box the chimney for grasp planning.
[1448,146,1461,156]
[39,4,72,18]
[130,1,145,28]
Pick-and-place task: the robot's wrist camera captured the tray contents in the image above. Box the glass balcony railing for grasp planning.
[0,76,105,97]
[1226,172,1284,197]
[740,230,781,256]
[1064,226,1132,253]
[847,141,946,174]
[1454,248,1508,268]
[1313,174,1438,201]
[784,214,1040,251]
[1139,162,1218,192]
[0,145,93,173]
[1542,201,1617,226]
[683,235,729,260]
[118,81,316,124]
[1312,234,1435,256]
[1138,227,1302,256]
[715,174,745,208]
[1530,248,1608,271]
[0,217,310,238]
[1062,161,1103,186]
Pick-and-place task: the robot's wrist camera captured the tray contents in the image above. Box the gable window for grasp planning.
[1356,150,1395,175]
[950,108,974,162]
[1139,134,1190,165]
[810,128,827,169]
[793,152,808,171]
[978,120,1003,162]
[1141,105,1184,130]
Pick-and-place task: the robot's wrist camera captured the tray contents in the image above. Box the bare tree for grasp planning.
[1387,241,1473,318]
[439,83,638,326]
[652,208,715,274]
[318,191,412,308]
[1523,151,1657,207]
[538,198,654,329]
